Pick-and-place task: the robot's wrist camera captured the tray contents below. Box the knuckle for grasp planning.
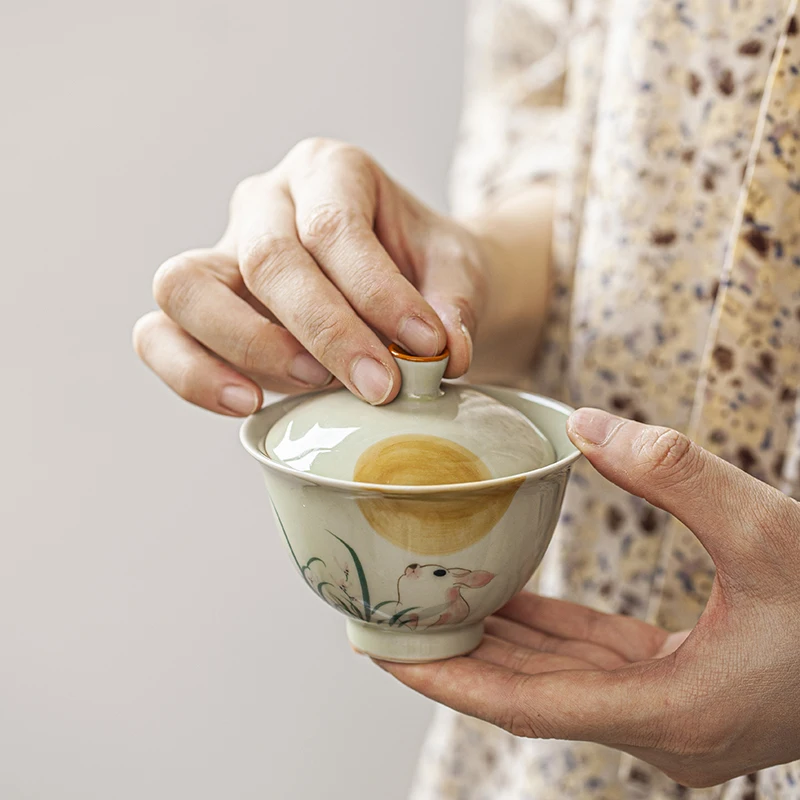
[298,203,367,251]
[239,234,297,293]
[229,173,271,221]
[231,174,259,205]
[581,608,605,643]
[634,427,699,488]
[533,635,558,656]
[501,678,561,740]
[500,646,537,675]
[302,306,347,361]
[152,254,201,313]
[289,136,334,162]
[349,270,396,313]
[291,138,372,174]
[173,363,203,405]
[234,323,273,374]
[330,142,371,168]
[501,710,539,739]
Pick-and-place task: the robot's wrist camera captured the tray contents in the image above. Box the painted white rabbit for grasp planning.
[394,563,494,629]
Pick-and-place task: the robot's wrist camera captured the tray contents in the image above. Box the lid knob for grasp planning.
[389,343,449,400]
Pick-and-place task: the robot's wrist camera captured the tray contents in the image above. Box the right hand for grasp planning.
[133,137,489,415]
[377,410,800,788]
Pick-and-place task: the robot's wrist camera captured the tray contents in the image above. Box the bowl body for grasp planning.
[240,386,581,662]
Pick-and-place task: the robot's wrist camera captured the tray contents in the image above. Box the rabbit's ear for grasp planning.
[454,570,494,588]
[448,567,471,577]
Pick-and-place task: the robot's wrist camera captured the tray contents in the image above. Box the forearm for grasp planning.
[461,183,554,383]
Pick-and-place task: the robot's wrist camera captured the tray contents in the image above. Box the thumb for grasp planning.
[566,408,791,571]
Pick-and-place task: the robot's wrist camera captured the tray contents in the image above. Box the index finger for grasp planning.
[289,143,447,358]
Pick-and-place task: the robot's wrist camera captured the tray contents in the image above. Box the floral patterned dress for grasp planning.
[410,1,800,798]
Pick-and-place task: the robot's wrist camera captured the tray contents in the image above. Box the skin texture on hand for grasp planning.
[133,139,552,415]
[374,409,800,788]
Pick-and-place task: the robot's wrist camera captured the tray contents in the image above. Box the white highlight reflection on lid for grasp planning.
[270,421,360,472]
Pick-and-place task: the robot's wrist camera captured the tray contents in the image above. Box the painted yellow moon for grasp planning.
[353,434,522,556]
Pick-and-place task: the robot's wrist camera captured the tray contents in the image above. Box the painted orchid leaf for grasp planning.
[326,531,371,622]
[319,585,354,617]
[370,600,398,619]
[389,607,419,626]
[342,598,364,619]
[333,599,354,616]
[316,580,335,598]
[269,500,304,574]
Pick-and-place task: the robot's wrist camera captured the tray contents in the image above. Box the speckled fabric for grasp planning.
[411,1,800,798]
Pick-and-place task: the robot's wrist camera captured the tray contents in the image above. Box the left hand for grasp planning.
[374,409,800,788]
[134,139,488,414]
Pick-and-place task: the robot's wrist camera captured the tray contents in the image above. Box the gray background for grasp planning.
[1,2,466,798]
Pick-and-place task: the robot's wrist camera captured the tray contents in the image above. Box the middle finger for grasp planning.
[235,182,401,405]
[153,249,332,389]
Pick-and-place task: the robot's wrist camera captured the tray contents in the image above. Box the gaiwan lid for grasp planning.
[265,345,555,487]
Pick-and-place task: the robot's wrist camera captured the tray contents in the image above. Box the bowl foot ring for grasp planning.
[346,619,484,663]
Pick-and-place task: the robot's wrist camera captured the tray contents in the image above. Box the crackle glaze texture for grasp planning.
[412,1,800,798]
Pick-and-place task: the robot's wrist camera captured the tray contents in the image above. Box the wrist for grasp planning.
[455,184,555,380]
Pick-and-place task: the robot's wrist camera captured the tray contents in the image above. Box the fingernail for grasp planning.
[219,384,260,415]
[568,408,625,446]
[397,316,440,356]
[350,357,393,404]
[460,322,473,366]
[289,353,332,387]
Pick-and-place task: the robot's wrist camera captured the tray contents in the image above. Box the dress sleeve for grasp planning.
[449,0,571,216]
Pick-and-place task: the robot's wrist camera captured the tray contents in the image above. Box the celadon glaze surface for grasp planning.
[240,386,581,662]
[264,349,555,484]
